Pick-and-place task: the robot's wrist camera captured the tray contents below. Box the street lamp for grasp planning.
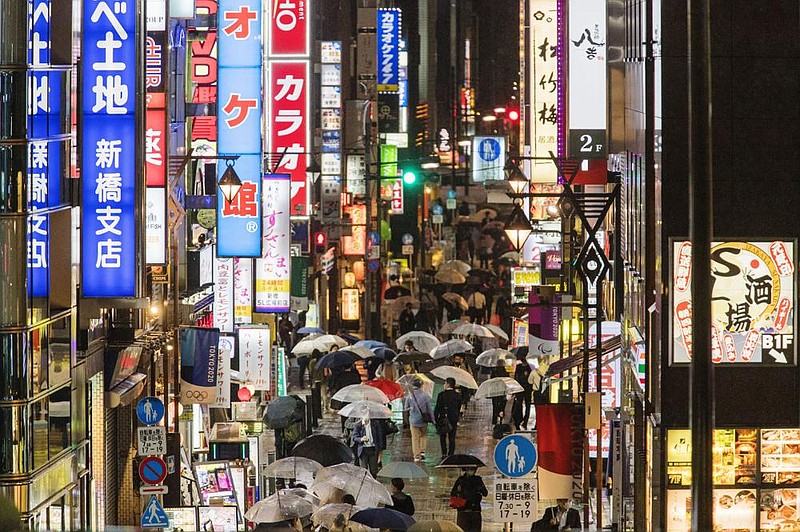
[504,202,533,251]
[505,159,528,195]
[305,156,321,183]
[218,159,243,203]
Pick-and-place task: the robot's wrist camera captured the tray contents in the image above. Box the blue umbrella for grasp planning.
[350,508,415,531]
[316,350,359,370]
[355,340,387,349]
[297,326,325,335]
[371,346,397,360]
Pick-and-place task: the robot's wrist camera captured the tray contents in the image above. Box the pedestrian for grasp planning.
[278,316,294,351]
[490,363,510,425]
[450,467,488,531]
[352,412,384,477]
[387,478,415,516]
[363,356,381,381]
[403,378,433,461]
[496,293,513,336]
[376,352,400,381]
[450,354,473,414]
[435,377,462,458]
[514,351,533,428]
[529,360,551,408]
[467,289,486,324]
[398,303,416,335]
[531,498,581,530]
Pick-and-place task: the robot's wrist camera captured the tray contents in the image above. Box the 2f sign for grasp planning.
[569,129,606,158]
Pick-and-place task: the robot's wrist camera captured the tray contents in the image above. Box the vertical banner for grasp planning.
[180,327,221,404]
[567,0,607,158]
[535,404,584,500]
[188,1,218,155]
[268,0,309,56]
[234,258,253,323]
[268,60,310,216]
[528,0,560,183]
[255,174,291,312]
[212,335,233,409]
[588,321,622,457]
[290,255,310,311]
[145,0,167,264]
[528,292,560,357]
[81,0,138,297]
[320,41,342,222]
[217,0,263,257]
[342,205,367,256]
[238,326,271,390]
[214,256,235,333]
[376,8,401,93]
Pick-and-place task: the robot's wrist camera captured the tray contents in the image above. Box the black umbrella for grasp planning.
[291,434,354,467]
[371,346,396,360]
[385,285,412,299]
[264,395,306,429]
[351,508,416,530]
[396,351,431,365]
[339,332,361,344]
[435,454,486,469]
[417,358,448,373]
[316,350,359,370]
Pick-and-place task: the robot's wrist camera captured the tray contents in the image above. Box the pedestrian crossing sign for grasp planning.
[141,495,169,528]
[494,434,537,478]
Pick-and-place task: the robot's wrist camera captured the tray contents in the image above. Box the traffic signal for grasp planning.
[314,231,327,253]
[403,169,418,185]
[507,107,520,122]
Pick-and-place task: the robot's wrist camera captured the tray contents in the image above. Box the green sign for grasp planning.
[379,144,398,177]
[291,256,309,297]
[277,348,287,397]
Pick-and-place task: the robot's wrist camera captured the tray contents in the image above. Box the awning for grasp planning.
[545,335,622,377]
[106,372,146,408]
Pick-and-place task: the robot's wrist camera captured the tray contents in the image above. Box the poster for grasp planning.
[180,327,220,404]
[238,326,271,390]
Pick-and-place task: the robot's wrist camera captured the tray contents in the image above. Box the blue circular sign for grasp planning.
[494,434,537,478]
[478,138,502,162]
[139,456,167,485]
[432,204,444,215]
[368,232,381,247]
[368,259,381,272]
[136,396,165,426]
[402,233,414,245]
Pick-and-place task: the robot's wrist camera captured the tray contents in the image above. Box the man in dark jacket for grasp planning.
[398,303,416,335]
[532,499,581,530]
[352,413,385,477]
[513,352,533,428]
[387,478,415,516]
[435,377,462,457]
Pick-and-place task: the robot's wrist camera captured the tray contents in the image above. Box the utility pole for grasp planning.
[363,101,374,340]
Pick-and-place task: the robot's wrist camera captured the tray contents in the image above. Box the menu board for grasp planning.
[733,429,758,485]
[164,508,197,531]
[667,489,756,532]
[762,429,800,485]
[668,429,757,487]
[197,507,238,532]
[667,429,692,487]
[761,488,800,531]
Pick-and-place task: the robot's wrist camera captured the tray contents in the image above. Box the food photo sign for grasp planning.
[672,240,796,365]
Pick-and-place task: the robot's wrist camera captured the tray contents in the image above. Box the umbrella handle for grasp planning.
[351,469,369,519]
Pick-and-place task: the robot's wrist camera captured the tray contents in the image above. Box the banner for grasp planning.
[211,335,233,409]
[528,292,560,357]
[588,321,622,457]
[234,258,253,323]
[255,174,291,312]
[377,8,400,93]
[238,326,271,390]
[180,327,221,404]
[214,256,235,333]
[535,404,584,500]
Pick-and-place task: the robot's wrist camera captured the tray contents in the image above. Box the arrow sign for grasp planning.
[770,348,788,364]
[140,485,169,496]
[141,496,169,528]
[139,456,168,485]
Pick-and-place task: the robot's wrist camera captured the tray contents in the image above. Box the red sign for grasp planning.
[145,109,166,186]
[269,60,309,215]
[269,0,309,56]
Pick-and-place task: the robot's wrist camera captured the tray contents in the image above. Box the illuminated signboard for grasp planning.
[342,205,366,256]
[268,0,309,57]
[239,326,271,390]
[319,43,342,224]
[234,258,253,323]
[567,0,607,158]
[472,136,505,183]
[528,0,559,183]
[81,0,138,297]
[255,174,291,313]
[214,256,234,333]
[145,2,167,265]
[188,1,217,154]
[377,8,400,93]
[672,240,796,365]
[217,0,263,257]
[342,288,361,321]
[268,60,310,216]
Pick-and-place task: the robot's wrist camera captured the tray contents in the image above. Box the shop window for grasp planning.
[48,386,70,457]
[32,398,48,469]
[0,71,27,143]
[0,331,27,400]
[0,405,26,474]
[30,315,72,395]
[0,216,27,325]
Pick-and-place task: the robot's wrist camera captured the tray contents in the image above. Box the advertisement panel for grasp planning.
[145,188,167,265]
[238,326,271,390]
[268,60,310,216]
[180,327,220,404]
[212,335,233,409]
[671,240,796,365]
[81,0,137,297]
[587,321,622,457]
[377,8,400,93]
[214,257,235,333]
[342,205,367,256]
[267,0,309,57]
[472,136,506,183]
[536,404,584,500]
[567,0,607,158]
[255,175,291,313]
[528,0,560,183]
[234,258,253,323]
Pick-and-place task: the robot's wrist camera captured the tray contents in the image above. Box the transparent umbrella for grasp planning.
[408,520,464,532]
[292,337,331,356]
[338,400,393,419]
[435,269,467,284]
[453,323,493,338]
[312,464,393,506]
[396,373,435,396]
[338,346,378,359]
[244,493,314,523]
[441,293,469,311]
[475,349,515,368]
[317,334,349,349]
[439,319,469,335]
[484,324,509,341]
[311,503,363,529]
[430,339,474,360]
[377,461,428,479]
[474,377,524,399]
[278,488,321,508]
[332,384,390,404]
[264,457,323,478]
[439,260,471,275]
[429,366,478,389]
[396,331,440,354]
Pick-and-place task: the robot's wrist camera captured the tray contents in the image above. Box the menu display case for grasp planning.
[761,488,800,531]
[761,430,800,486]
[667,489,757,532]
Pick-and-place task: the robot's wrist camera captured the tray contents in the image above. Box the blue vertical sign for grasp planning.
[81,0,137,297]
[377,8,400,93]
[217,0,263,257]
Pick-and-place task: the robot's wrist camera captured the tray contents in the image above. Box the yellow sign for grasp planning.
[342,288,361,321]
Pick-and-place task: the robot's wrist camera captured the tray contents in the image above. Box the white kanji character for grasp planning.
[92,74,128,114]
[145,128,162,166]
[95,172,122,203]
[95,206,122,236]
[28,173,48,205]
[30,142,48,169]
[29,31,49,66]
[93,31,125,71]
[277,143,304,171]
[274,75,304,102]
[95,239,122,268]
[90,1,129,40]
[275,109,302,136]
[28,73,49,115]
[95,139,122,169]
[28,214,48,268]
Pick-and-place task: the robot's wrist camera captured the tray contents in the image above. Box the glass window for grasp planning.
[0,71,27,141]
[0,216,27,325]
[32,398,48,469]
[0,331,28,400]
[31,325,49,394]
[48,386,70,458]
[49,317,71,389]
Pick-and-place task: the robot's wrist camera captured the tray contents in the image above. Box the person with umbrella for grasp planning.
[467,288,486,325]
[490,363,510,425]
[450,354,473,414]
[513,351,533,429]
[352,412,385,477]
[434,377,462,458]
[375,351,400,381]
[398,302,417,335]
[386,478,415,516]
[403,378,433,461]
[450,467,488,531]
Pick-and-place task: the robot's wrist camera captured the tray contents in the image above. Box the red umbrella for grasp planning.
[365,378,404,401]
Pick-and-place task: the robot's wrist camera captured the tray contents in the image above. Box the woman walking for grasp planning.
[450,467,488,531]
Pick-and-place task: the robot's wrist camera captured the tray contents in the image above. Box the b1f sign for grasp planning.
[377,8,400,93]
[472,136,505,183]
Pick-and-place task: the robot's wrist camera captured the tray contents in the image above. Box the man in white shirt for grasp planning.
[467,290,486,324]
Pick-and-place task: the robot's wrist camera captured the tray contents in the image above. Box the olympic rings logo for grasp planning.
[184,390,209,400]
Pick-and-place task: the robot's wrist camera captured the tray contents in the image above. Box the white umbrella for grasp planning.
[440,260,472,275]
[430,339,474,360]
[341,346,378,359]
[279,488,321,508]
[332,384,390,404]
[396,331,440,354]
[292,337,331,356]
[474,377,525,400]
[429,366,478,389]
[485,324,509,341]
[439,319,469,335]
[311,503,363,528]
[312,464,393,506]
[475,348,516,368]
[377,461,428,479]
[264,456,323,478]
[435,269,467,284]
[318,334,349,349]
[396,373,435,396]
[338,400,393,419]
[453,323,494,338]
[244,493,314,523]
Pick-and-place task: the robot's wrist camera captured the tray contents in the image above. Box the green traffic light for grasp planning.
[403,170,417,185]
